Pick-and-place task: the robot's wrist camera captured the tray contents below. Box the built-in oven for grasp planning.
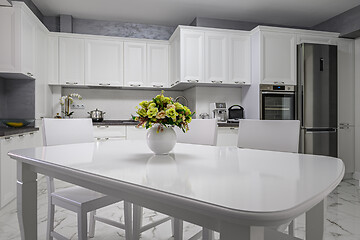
[260,84,296,120]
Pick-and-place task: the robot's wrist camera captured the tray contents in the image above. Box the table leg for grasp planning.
[306,199,325,240]
[17,162,37,240]
[219,223,265,240]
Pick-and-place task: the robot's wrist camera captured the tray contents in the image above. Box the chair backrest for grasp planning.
[42,118,94,146]
[175,119,218,146]
[237,119,300,153]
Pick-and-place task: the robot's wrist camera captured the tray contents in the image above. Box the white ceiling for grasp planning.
[32,0,360,27]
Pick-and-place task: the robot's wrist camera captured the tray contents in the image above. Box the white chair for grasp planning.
[42,118,132,240]
[173,119,218,240]
[237,119,300,236]
[175,118,218,146]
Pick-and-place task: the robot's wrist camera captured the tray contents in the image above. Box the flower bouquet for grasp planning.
[133,91,194,154]
[133,91,194,132]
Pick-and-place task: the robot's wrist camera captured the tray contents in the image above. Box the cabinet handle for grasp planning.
[65,82,78,85]
[27,72,33,77]
[18,134,24,137]
[29,132,34,135]
[171,83,174,86]
[130,84,141,87]
[211,80,223,84]
[97,125,109,128]
[152,84,164,88]
[230,127,239,130]
[187,79,199,83]
[99,83,111,86]
[4,136,12,140]
[96,137,109,141]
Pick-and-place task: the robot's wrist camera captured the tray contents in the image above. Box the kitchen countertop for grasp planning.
[0,127,39,137]
[92,120,239,128]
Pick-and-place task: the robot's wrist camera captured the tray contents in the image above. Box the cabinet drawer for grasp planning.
[93,125,126,138]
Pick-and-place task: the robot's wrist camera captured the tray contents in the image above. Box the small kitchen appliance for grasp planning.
[227,105,244,122]
[210,103,227,122]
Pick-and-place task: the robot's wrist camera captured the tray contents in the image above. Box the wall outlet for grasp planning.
[71,103,85,109]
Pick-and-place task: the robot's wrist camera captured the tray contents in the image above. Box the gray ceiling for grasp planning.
[32,0,360,28]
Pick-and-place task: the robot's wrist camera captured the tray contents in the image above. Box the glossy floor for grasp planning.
[0,178,359,240]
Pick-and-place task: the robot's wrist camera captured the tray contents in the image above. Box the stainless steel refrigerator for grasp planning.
[297,43,338,157]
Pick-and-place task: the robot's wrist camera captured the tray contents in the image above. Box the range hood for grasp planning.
[0,0,12,7]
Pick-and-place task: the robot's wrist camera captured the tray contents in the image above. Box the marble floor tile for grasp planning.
[1,179,360,239]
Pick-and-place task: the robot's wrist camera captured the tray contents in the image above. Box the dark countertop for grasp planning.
[0,127,39,137]
[92,120,239,128]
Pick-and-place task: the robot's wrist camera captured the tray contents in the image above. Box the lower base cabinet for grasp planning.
[217,127,239,146]
[0,131,42,208]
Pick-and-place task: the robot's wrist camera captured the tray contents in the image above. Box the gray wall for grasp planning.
[0,78,35,119]
[312,5,360,38]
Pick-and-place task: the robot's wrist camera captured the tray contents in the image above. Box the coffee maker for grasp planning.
[210,103,227,122]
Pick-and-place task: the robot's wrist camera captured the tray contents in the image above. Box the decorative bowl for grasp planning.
[0,119,35,128]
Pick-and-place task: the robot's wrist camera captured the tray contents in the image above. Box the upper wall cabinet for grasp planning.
[47,35,59,84]
[147,43,169,88]
[228,34,251,84]
[0,4,37,78]
[180,29,205,83]
[260,31,296,85]
[124,42,147,87]
[85,39,124,86]
[59,37,85,86]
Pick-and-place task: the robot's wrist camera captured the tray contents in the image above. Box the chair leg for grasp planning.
[46,202,55,240]
[88,210,96,238]
[173,218,183,240]
[77,211,88,240]
[133,204,143,240]
[202,228,214,240]
[124,202,133,240]
[288,220,295,236]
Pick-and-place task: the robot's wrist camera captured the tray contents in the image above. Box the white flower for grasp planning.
[59,93,82,105]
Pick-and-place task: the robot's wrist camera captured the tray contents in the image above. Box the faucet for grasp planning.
[175,96,188,106]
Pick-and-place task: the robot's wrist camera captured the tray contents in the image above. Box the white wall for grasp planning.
[354,38,360,175]
[61,88,183,119]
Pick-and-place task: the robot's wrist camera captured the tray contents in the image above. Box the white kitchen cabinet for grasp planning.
[47,35,59,84]
[59,37,85,86]
[260,31,296,85]
[85,39,124,87]
[0,131,41,208]
[169,33,180,86]
[297,33,338,45]
[126,125,147,140]
[205,32,228,84]
[217,127,238,146]
[0,3,37,78]
[147,43,169,88]
[338,39,355,175]
[180,29,205,83]
[229,34,251,84]
[124,42,147,87]
[93,125,126,140]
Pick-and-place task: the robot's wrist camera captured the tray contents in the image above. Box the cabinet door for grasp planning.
[59,37,85,85]
[124,42,146,87]
[170,36,180,86]
[338,127,355,174]
[20,9,36,78]
[35,26,47,119]
[217,127,239,146]
[93,125,126,138]
[147,43,169,88]
[205,32,228,84]
[180,29,204,83]
[260,31,296,85]
[0,7,20,73]
[47,35,59,84]
[229,34,251,84]
[338,39,355,125]
[85,39,124,86]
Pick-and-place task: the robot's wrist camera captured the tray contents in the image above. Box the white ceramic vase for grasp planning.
[146,125,176,155]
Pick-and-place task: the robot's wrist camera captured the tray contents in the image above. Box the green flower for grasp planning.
[148,103,157,109]
[139,101,149,108]
[137,108,147,117]
[166,108,178,120]
[147,108,158,118]
[174,102,184,110]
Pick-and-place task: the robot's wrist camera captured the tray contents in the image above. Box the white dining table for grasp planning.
[9,140,344,240]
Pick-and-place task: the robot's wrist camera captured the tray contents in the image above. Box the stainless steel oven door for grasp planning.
[260,91,296,120]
